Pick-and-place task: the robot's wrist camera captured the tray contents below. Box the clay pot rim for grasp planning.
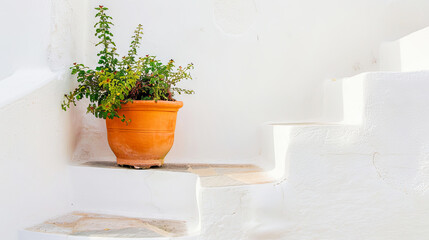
[120,100,183,110]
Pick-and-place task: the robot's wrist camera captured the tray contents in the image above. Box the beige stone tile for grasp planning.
[200,176,246,187]
[187,166,218,176]
[227,172,275,184]
[27,212,189,238]
[73,217,146,233]
[79,161,273,187]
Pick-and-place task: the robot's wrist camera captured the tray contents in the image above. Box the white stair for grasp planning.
[69,164,199,222]
[20,26,429,240]
[380,26,429,72]
[21,163,279,240]
[22,75,429,239]
[247,71,429,239]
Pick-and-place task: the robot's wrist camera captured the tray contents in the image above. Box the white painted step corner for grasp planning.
[380,26,429,72]
[322,70,429,125]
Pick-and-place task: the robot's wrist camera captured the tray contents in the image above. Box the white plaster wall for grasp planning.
[72,0,429,164]
[1,1,429,240]
[0,0,51,79]
[0,0,87,77]
[0,74,78,240]
[0,1,84,239]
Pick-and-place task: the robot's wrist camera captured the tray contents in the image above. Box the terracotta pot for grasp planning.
[106,100,183,168]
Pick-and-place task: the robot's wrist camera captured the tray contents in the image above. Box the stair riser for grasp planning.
[69,166,200,223]
[380,27,429,72]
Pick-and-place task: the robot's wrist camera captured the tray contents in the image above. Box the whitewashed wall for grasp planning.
[0,0,51,79]
[74,0,429,164]
[0,73,76,240]
[0,1,82,240]
[1,0,429,239]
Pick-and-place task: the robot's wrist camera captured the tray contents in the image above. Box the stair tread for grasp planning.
[77,161,277,187]
[268,122,343,126]
[26,212,190,238]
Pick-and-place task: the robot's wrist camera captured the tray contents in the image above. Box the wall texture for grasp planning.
[0,1,82,239]
[0,74,77,240]
[250,71,429,240]
[72,0,429,164]
[2,1,429,239]
[0,0,51,79]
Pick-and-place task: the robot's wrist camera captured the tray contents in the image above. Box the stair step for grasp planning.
[69,163,200,224]
[380,26,429,72]
[319,71,429,124]
[68,162,278,231]
[21,212,194,239]
[80,161,276,188]
[22,164,281,240]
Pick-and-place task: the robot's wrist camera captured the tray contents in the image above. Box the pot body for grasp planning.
[106,100,183,168]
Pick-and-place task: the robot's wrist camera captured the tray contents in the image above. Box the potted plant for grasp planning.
[62,5,194,169]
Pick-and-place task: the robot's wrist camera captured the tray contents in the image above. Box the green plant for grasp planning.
[62,5,194,122]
